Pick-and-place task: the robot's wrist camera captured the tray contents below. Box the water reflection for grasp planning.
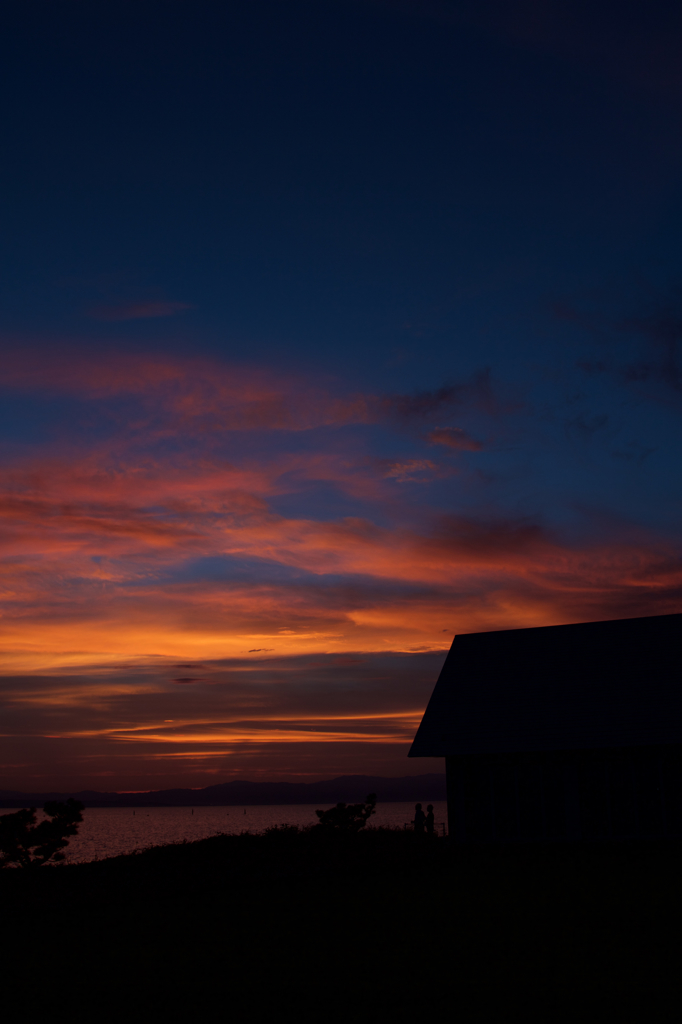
[0,802,448,863]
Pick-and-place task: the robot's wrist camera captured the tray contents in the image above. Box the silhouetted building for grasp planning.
[409,614,682,841]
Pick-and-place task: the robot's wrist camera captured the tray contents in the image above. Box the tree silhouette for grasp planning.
[315,793,376,831]
[0,799,85,867]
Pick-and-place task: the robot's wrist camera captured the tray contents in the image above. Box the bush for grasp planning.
[315,793,376,831]
[0,799,85,867]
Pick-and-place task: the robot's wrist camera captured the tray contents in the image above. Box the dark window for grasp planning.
[636,753,664,837]
[608,753,637,838]
[463,763,494,842]
[491,762,518,841]
[543,761,566,840]
[517,761,544,839]
[578,757,609,840]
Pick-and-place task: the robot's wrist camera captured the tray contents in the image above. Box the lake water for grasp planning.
[0,801,448,863]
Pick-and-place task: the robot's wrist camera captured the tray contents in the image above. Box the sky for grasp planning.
[1,0,682,793]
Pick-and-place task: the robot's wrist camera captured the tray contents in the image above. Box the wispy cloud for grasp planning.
[0,352,506,435]
[0,348,679,788]
[87,301,193,321]
[0,651,444,788]
[380,459,439,482]
[569,302,682,407]
[381,369,505,420]
[426,426,483,451]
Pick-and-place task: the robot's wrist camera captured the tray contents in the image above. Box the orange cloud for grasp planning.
[0,650,444,788]
[0,350,680,790]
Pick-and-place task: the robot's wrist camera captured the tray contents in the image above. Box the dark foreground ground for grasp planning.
[2,828,681,1023]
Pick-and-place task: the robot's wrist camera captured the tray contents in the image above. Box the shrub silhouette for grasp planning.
[315,793,376,831]
[0,799,85,867]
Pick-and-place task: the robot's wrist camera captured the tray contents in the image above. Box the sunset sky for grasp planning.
[2,0,682,792]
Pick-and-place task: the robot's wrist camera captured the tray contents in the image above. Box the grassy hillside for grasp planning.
[2,828,680,1022]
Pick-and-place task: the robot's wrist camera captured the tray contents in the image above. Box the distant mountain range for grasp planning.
[0,773,446,808]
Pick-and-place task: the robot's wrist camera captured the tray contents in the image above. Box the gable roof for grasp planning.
[408,613,682,757]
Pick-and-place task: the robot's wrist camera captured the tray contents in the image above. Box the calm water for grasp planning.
[0,802,448,863]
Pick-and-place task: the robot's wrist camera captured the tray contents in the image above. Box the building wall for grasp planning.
[445,746,682,842]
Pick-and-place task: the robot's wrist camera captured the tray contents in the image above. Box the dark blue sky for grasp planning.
[3,1,681,367]
[1,1,682,788]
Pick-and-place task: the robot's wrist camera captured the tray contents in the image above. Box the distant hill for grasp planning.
[0,773,446,808]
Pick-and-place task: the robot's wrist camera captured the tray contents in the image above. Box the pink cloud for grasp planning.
[0,348,680,792]
[381,459,439,482]
[426,426,483,451]
[0,351,503,437]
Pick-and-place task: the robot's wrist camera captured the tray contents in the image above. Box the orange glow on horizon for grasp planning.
[1,352,681,790]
